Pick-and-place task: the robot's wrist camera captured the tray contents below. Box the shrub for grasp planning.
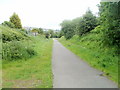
[2,41,36,60]
[2,21,15,28]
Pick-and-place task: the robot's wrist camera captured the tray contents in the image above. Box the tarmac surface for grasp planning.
[52,39,117,88]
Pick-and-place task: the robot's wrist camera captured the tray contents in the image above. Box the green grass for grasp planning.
[2,36,53,88]
[1,25,29,43]
[59,32,118,85]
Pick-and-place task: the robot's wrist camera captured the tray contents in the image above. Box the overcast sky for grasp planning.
[0,0,100,30]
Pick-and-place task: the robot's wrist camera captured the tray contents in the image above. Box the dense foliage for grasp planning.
[60,20,75,39]
[99,2,120,48]
[38,28,44,34]
[60,2,120,50]
[60,9,98,39]
[2,41,35,60]
[78,9,98,36]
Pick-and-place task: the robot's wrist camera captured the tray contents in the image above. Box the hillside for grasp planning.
[1,25,29,43]
[2,25,53,88]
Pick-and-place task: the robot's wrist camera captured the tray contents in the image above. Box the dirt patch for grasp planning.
[3,79,41,88]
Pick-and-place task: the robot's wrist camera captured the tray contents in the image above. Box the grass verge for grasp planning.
[2,36,53,88]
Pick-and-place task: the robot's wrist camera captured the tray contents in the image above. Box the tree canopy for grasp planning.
[60,20,75,39]
[60,9,97,39]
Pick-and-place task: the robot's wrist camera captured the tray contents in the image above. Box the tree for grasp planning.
[78,9,98,36]
[60,20,75,39]
[60,9,98,39]
[72,17,82,35]
[10,13,22,29]
[2,21,15,28]
[44,31,50,39]
[38,28,44,35]
[48,29,54,38]
[58,30,64,38]
[98,2,120,47]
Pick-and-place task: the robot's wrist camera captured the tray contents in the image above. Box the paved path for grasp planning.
[52,39,117,88]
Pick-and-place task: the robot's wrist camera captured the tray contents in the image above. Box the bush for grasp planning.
[2,41,36,60]
[2,21,15,28]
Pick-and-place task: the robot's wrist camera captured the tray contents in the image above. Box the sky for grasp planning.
[0,0,100,30]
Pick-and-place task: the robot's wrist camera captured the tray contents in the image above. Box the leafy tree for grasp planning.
[60,9,97,39]
[48,29,54,38]
[58,30,64,38]
[99,2,120,47]
[38,28,44,35]
[44,31,50,39]
[2,21,15,28]
[60,20,75,39]
[10,13,22,29]
[78,9,98,36]
[72,17,82,35]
